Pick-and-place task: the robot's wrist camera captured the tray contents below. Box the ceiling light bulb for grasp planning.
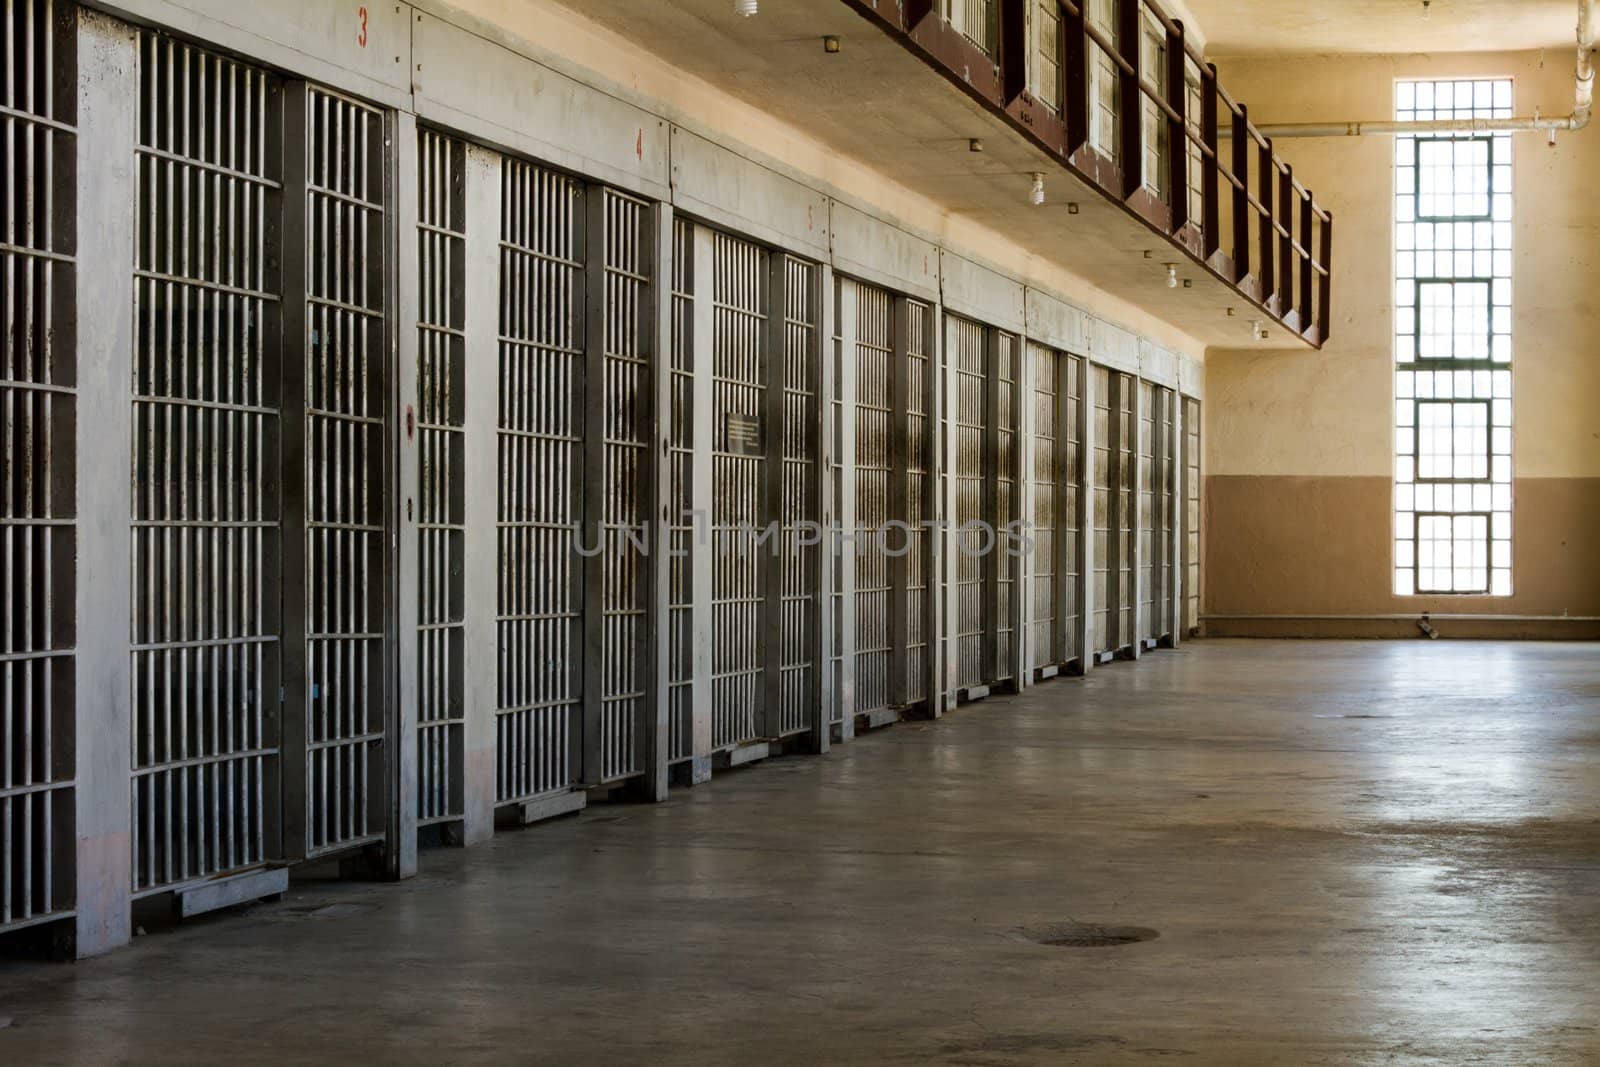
[1250,319,1265,341]
[823,35,841,53]
[1029,173,1045,207]
[1164,263,1178,289]
[735,0,757,16]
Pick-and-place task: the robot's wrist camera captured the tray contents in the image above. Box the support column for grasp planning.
[390,110,421,878]
[810,264,833,753]
[835,278,858,741]
[643,203,674,797]
[686,225,715,782]
[73,7,136,958]
[460,145,502,841]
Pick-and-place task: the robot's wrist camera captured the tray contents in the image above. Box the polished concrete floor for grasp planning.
[2,639,1598,1065]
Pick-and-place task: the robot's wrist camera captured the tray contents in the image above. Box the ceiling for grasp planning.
[551,0,1290,349]
[1189,0,1582,57]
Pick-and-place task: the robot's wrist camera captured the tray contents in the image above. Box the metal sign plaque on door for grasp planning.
[722,411,764,456]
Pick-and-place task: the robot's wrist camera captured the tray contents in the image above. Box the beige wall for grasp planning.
[1204,51,1600,632]
[436,0,1208,361]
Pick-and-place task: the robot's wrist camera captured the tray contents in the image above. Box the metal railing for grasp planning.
[851,0,1335,345]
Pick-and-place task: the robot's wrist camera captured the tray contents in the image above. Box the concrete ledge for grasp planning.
[717,742,770,769]
[175,866,289,919]
[1036,664,1060,680]
[856,708,900,731]
[960,684,991,702]
[514,790,588,826]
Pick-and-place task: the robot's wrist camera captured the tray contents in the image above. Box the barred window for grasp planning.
[1087,0,1120,164]
[1394,79,1513,596]
[1031,0,1062,113]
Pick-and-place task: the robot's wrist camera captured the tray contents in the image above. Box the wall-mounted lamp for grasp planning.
[1251,319,1266,341]
[1029,172,1045,207]
[1164,263,1178,289]
[823,35,841,53]
[969,138,984,153]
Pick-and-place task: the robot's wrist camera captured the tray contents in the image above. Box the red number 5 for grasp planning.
[357,6,368,47]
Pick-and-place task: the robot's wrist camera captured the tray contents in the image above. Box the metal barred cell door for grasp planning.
[774,255,818,741]
[1112,372,1136,653]
[2,0,76,935]
[590,189,651,784]
[852,282,892,720]
[414,129,465,828]
[901,301,933,708]
[1182,396,1201,637]
[291,85,391,859]
[666,219,694,765]
[993,334,1016,684]
[496,158,584,813]
[1091,365,1112,657]
[1060,355,1083,668]
[130,33,284,896]
[1137,381,1156,646]
[1029,344,1057,675]
[1153,385,1174,644]
[711,232,767,753]
[951,316,986,692]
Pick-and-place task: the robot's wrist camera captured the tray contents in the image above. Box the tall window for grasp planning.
[1394,79,1513,596]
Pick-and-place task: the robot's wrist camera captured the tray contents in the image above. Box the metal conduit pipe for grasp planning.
[1250,0,1594,138]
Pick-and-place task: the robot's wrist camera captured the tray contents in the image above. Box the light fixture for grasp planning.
[969,138,985,153]
[1164,263,1178,289]
[1250,319,1266,341]
[1066,202,1080,215]
[1029,172,1045,206]
[735,0,757,16]
[823,35,841,53]
[1182,278,1193,289]
[1225,307,1236,317]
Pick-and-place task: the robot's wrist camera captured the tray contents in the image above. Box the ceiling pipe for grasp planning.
[1248,0,1593,138]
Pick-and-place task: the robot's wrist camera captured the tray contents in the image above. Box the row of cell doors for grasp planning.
[116,27,834,899]
[0,7,1199,936]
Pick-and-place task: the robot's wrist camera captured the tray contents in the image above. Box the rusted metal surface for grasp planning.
[836,0,1333,346]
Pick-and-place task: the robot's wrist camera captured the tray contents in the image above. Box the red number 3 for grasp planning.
[357,6,368,47]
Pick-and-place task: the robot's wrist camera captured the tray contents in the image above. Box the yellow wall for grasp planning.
[1204,51,1600,631]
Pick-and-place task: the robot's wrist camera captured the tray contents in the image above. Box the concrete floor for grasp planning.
[2,639,1598,1065]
